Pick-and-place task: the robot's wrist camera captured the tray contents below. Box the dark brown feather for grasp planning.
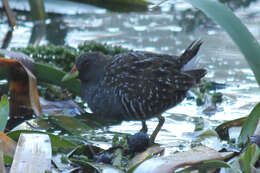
[76,41,206,121]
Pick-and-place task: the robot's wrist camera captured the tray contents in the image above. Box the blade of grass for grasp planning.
[0,95,9,132]
[238,103,260,145]
[239,144,260,173]
[175,160,230,173]
[184,0,260,85]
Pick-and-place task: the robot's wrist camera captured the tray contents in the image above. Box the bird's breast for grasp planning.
[80,82,127,121]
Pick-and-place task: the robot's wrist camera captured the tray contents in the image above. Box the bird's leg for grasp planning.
[140,120,148,133]
[149,115,165,143]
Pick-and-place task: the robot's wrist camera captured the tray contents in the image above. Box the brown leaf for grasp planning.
[0,50,41,117]
[21,64,41,117]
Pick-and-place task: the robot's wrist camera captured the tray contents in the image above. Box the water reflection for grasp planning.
[29,21,46,46]
[2,30,12,48]
[46,19,68,45]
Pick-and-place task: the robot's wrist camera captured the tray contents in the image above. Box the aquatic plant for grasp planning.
[184,0,260,86]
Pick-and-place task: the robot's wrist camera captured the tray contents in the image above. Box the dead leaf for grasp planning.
[0,50,41,117]
[132,146,223,173]
[21,64,41,117]
[10,133,51,173]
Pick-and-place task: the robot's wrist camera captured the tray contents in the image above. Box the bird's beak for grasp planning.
[61,65,79,81]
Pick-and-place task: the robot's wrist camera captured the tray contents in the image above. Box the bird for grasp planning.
[62,40,206,143]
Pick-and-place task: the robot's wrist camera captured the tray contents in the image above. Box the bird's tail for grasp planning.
[179,40,203,67]
[184,69,207,83]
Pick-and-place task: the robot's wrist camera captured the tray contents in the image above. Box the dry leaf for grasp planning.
[10,133,51,173]
[0,50,41,117]
[133,146,223,173]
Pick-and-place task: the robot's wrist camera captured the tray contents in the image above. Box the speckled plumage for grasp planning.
[76,41,206,122]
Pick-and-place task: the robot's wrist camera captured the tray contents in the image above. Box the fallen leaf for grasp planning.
[0,50,41,117]
[132,146,223,173]
[9,133,51,173]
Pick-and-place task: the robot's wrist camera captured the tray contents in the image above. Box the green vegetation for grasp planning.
[13,42,129,72]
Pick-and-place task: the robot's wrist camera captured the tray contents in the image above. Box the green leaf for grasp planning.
[175,160,230,173]
[0,62,80,96]
[7,130,76,152]
[239,144,260,173]
[238,103,260,145]
[35,63,80,95]
[0,95,9,132]
[202,160,231,169]
[242,145,251,173]
[47,116,92,135]
[184,0,260,85]
[249,145,260,165]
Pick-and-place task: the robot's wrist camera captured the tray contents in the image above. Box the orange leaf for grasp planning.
[0,52,41,117]
[0,58,19,67]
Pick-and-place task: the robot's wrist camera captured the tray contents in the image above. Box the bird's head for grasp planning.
[62,52,110,82]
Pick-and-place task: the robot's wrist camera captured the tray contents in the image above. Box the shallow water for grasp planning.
[1,0,260,152]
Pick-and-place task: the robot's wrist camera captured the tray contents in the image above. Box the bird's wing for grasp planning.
[103,52,198,119]
[104,51,196,93]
